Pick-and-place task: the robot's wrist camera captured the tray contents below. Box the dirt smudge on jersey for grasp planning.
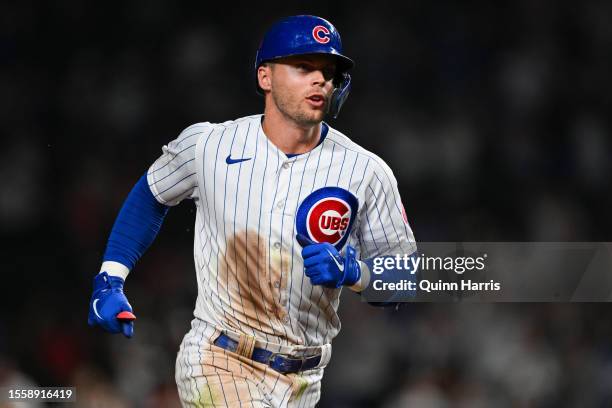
[219,230,288,334]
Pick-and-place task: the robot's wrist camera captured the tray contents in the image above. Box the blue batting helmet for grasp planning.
[255,15,354,118]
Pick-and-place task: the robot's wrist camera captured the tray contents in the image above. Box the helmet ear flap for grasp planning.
[329,72,351,119]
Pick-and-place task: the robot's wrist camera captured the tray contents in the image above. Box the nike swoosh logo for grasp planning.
[326,249,344,272]
[226,155,252,165]
[92,299,103,319]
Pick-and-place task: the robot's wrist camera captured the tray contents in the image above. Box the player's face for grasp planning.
[268,55,337,126]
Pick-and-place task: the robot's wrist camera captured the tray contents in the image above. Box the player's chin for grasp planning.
[311,110,326,122]
[301,105,326,122]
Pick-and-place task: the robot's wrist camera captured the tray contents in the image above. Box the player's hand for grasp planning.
[296,234,360,288]
[87,272,136,338]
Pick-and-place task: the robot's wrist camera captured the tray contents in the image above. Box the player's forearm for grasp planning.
[100,173,170,278]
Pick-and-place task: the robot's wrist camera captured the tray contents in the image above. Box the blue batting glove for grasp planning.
[296,234,361,288]
[88,272,135,338]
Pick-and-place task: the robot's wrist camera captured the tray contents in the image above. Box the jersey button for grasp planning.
[276,201,284,209]
[282,162,290,170]
[282,315,290,324]
[273,280,280,288]
[274,242,281,250]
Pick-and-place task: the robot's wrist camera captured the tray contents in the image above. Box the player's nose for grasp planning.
[310,69,328,86]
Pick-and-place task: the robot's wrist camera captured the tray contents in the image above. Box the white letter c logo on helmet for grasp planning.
[312,25,331,44]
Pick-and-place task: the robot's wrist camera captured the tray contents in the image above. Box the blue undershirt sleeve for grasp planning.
[102,173,170,270]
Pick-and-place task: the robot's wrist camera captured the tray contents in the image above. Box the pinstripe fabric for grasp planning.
[176,319,323,407]
[146,115,416,407]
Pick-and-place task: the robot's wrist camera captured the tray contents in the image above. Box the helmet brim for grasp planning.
[259,50,354,72]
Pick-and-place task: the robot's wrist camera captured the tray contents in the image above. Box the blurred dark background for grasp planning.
[1,1,611,406]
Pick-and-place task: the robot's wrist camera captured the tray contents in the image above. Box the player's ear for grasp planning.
[258,64,272,92]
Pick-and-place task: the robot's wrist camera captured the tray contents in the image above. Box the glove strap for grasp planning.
[339,246,360,287]
[93,271,125,292]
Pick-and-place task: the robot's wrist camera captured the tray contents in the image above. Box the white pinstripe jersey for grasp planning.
[147,114,416,347]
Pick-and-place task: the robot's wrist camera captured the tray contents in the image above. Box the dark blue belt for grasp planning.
[213,333,321,374]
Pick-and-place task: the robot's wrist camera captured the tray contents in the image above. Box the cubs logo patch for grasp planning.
[312,25,331,44]
[296,187,358,251]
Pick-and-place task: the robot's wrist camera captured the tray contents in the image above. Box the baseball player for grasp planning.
[88,15,416,407]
